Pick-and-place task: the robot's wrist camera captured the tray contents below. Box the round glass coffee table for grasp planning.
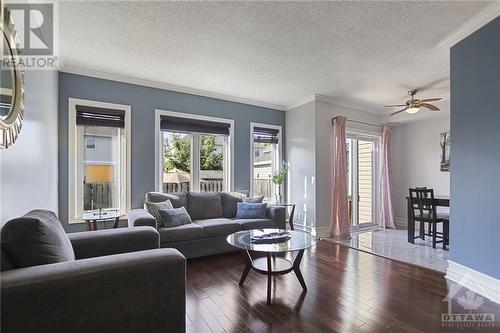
[227,228,316,304]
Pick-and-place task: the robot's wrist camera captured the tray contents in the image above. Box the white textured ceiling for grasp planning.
[58,1,493,114]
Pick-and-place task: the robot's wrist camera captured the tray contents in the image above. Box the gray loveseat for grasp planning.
[128,191,286,258]
[1,210,186,333]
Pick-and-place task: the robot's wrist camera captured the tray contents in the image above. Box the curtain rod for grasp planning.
[332,116,384,128]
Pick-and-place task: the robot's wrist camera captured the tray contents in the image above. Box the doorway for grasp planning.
[346,134,379,230]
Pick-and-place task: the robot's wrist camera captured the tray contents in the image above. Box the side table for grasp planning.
[81,211,122,231]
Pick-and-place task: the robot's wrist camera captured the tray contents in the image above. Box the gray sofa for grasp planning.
[1,210,186,333]
[128,191,286,258]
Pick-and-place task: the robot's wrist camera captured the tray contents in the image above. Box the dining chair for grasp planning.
[409,188,449,249]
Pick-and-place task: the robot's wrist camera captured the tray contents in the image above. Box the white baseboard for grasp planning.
[293,223,330,238]
[313,226,331,238]
[445,260,500,305]
[395,217,407,229]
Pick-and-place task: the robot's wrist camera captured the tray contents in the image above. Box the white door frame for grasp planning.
[346,131,381,229]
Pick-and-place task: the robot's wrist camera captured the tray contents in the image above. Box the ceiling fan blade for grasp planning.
[390,107,407,116]
[421,103,440,111]
[420,98,442,102]
[384,104,406,107]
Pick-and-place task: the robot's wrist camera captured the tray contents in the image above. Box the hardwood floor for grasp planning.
[186,241,499,333]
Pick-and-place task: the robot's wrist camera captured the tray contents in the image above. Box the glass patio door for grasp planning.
[346,135,379,229]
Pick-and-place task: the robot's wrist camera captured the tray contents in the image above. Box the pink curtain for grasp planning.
[379,125,397,229]
[331,116,350,240]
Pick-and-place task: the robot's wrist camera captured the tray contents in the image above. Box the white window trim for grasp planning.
[154,109,234,192]
[68,98,131,223]
[249,122,283,200]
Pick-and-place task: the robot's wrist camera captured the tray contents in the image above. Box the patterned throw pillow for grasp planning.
[145,200,173,225]
[242,196,264,203]
[236,202,268,219]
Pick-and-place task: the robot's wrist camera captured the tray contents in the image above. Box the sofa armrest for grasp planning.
[68,226,160,259]
[266,205,286,229]
[128,208,157,228]
[1,249,186,333]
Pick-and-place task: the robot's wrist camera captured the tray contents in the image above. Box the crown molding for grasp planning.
[285,95,316,111]
[59,64,286,111]
[315,94,382,115]
[438,2,500,49]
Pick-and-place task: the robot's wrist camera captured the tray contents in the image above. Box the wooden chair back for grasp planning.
[409,188,437,221]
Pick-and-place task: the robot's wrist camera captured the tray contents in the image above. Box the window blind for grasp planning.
[76,105,126,128]
[160,116,230,135]
[253,127,279,144]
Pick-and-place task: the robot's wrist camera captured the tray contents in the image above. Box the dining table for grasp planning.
[406,195,449,243]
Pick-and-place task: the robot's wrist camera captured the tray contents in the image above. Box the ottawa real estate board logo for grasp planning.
[442,278,495,329]
[3,1,57,70]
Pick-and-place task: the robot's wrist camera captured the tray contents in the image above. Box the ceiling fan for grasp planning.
[385,89,442,116]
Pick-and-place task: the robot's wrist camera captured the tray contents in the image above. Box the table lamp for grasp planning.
[85,165,113,216]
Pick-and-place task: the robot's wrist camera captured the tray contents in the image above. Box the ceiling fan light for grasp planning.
[406,107,420,114]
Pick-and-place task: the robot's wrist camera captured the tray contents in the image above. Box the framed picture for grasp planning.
[440,132,450,172]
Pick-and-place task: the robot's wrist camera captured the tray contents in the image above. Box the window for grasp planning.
[68,99,131,222]
[250,123,282,202]
[156,111,233,193]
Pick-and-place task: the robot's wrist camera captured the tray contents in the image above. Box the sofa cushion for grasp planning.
[193,219,241,238]
[221,192,246,218]
[145,200,173,224]
[145,192,188,209]
[158,223,203,243]
[233,219,274,230]
[1,249,14,271]
[1,210,75,268]
[159,207,193,228]
[187,192,223,220]
[236,203,268,219]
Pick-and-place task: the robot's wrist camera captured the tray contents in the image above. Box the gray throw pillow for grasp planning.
[236,203,268,219]
[146,200,173,224]
[1,210,75,268]
[221,192,246,218]
[242,196,264,203]
[159,207,193,228]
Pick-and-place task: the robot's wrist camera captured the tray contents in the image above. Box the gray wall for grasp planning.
[392,115,450,227]
[450,17,500,279]
[59,72,285,232]
[1,70,59,224]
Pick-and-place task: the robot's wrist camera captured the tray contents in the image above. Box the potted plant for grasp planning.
[272,161,289,204]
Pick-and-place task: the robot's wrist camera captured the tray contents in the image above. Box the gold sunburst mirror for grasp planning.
[1,1,25,149]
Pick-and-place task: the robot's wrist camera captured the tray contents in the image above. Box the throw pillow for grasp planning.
[1,210,75,269]
[146,200,173,224]
[221,192,246,218]
[159,207,193,228]
[242,196,264,203]
[236,202,268,219]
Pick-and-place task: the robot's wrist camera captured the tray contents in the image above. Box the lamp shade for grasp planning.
[86,165,113,184]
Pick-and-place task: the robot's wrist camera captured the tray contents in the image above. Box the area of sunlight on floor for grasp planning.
[329,228,449,272]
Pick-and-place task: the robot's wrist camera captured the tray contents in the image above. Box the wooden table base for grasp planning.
[239,249,306,305]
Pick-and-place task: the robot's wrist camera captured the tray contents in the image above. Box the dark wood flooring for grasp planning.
[186,240,499,333]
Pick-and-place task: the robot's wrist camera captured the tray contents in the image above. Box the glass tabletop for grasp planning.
[227,228,316,253]
[80,211,121,221]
